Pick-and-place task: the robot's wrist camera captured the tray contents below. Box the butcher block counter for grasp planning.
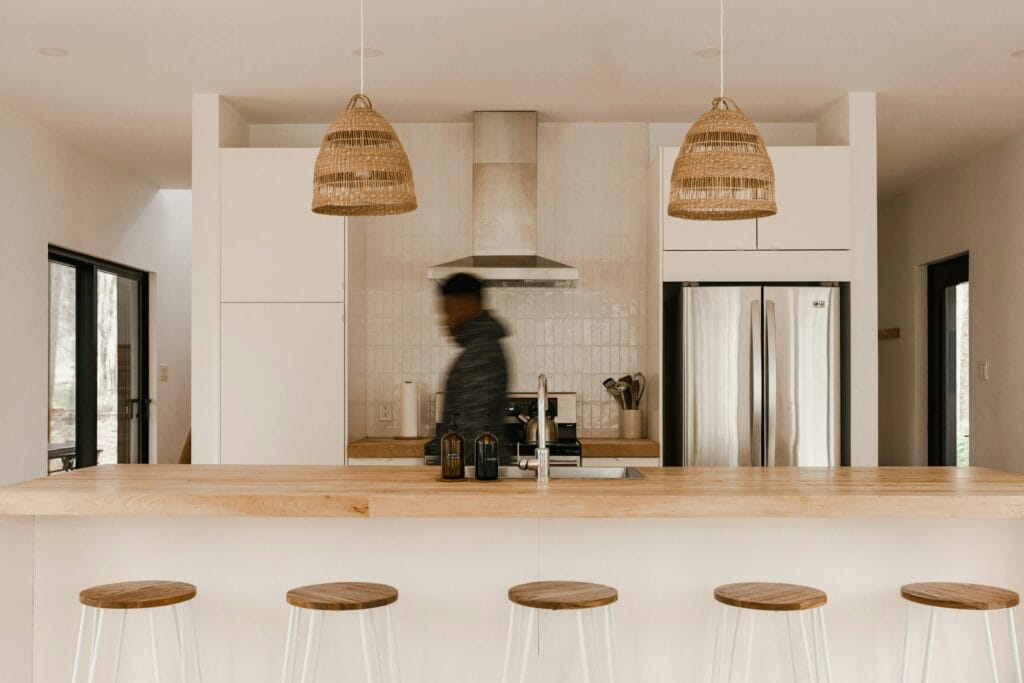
[2,465,1024,518]
[5,465,1024,682]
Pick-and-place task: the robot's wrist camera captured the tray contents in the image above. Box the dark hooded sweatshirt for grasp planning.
[439,309,509,445]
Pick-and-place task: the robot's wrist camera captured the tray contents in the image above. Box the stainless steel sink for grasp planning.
[465,466,645,480]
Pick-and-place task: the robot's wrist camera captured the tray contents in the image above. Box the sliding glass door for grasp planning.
[48,247,149,472]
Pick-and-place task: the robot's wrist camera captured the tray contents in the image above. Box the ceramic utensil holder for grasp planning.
[620,409,641,439]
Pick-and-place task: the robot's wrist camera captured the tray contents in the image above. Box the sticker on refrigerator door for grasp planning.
[812,300,826,309]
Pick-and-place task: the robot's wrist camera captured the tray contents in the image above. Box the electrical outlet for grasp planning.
[379,401,394,422]
[159,364,169,382]
[978,361,990,381]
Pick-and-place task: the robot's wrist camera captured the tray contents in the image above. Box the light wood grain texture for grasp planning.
[79,580,196,609]
[579,439,660,457]
[3,466,1024,519]
[714,582,827,612]
[286,582,398,611]
[346,438,659,459]
[347,438,431,459]
[900,582,1020,611]
[508,581,618,610]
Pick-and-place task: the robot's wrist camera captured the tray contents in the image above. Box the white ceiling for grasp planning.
[2,0,1023,195]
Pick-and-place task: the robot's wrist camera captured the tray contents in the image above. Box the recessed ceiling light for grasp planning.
[352,48,383,58]
[36,47,69,57]
[1011,49,1024,59]
[693,47,721,58]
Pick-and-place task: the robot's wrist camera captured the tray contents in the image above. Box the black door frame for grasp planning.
[927,253,969,467]
[48,246,150,468]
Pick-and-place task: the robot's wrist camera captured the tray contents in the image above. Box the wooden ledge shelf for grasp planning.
[3,466,1024,519]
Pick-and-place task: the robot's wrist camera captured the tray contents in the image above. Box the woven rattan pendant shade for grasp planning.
[668,97,776,221]
[312,93,417,216]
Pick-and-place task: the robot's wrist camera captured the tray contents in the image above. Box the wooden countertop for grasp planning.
[3,466,1024,519]
[347,438,659,458]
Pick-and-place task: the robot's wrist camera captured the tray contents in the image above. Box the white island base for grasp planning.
[5,515,1024,682]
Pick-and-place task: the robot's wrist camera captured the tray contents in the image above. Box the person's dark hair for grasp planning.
[440,273,484,301]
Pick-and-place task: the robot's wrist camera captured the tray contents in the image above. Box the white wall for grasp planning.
[0,103,193,484]
[878,130,1024,472]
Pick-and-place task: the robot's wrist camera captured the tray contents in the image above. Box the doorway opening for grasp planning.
[48,246,149,473]
[927,253,969,467]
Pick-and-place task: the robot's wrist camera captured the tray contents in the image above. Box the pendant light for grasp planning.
[312,0,417,216]
[667,0,776,220]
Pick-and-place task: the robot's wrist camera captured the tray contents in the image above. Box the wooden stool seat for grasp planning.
[79,580,197,610]
[900,582,1020,611]
[286,582,398,612]
[714,582,828,612]
[508,580,618,611]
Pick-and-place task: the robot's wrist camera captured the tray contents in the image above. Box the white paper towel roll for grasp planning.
[399,381,420,438]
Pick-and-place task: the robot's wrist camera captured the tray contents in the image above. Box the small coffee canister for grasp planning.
[620,409,641,439]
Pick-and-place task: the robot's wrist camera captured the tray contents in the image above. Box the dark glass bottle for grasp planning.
[474,427,500,481]
[440,414,465,480]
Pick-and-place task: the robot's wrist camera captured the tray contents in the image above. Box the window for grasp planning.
[48,247,149,472]
[927,253,969,467]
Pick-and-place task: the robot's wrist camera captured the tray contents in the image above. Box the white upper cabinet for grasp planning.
[660,148,757,250]
[220,148,345,302]
[757,146,852,251]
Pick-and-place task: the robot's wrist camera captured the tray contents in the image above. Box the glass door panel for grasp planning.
[48,262,78,473]
[96,271,143,464]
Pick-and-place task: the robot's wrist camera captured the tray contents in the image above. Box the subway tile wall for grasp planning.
[347,122,648,439]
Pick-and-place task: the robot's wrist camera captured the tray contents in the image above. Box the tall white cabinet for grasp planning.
[218,148,346,465]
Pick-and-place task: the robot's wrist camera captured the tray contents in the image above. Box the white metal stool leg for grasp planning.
[710,603,728,683]
[815,608,833,683]
[72,606,89,683]
[501,604,518,683]
[517,607,536,683]
[299,610,323,683]
[901,604,913,683]
[576,610,592,683]
[1008,609,1023,683]
[797,611,815,682]
[743,612,756,683]
[87,609,105,683]
[173,605,187,683]
[727,608,743,683]
[604,606,616,683]
[112,610,127,683]
[359,609,381,682]
[186,602,203,683]
[921,608,938,683]
[984,611,1000,683]
[385,605,401,682]
[149,609,162,683]
[282,606,299,683]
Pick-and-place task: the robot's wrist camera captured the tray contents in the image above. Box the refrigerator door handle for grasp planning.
[765,299,778,467]
[750,300,762,467]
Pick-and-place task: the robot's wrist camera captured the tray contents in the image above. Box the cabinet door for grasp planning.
[221,303,344,465]
[661,148,757,251]
[757,147,851,250]
[221,149,345,302]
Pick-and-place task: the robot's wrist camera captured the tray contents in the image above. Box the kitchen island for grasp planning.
[3,465,1024,681]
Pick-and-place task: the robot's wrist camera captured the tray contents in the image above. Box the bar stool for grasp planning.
[900,582,1022,682]
[281,582,400,683]
[711,582,833,683]
[72,580,201,682]
[501,580,618,683]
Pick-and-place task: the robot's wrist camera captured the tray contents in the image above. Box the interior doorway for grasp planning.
[927,253,969,467]
[48,246,149,473]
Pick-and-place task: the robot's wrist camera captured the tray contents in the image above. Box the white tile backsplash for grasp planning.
[348,122,649,439]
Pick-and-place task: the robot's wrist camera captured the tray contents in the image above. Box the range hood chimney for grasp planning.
[427,111,578,288]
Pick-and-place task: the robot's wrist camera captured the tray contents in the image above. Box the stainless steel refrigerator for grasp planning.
[664,284,842,467]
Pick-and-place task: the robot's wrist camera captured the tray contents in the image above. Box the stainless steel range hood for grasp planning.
[428,111,578,288]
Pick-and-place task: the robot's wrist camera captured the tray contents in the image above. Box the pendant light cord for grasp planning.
[360,0,365,94]
[719,0,725,99]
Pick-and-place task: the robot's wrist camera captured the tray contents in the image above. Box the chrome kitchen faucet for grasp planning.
[518,374,550,485]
